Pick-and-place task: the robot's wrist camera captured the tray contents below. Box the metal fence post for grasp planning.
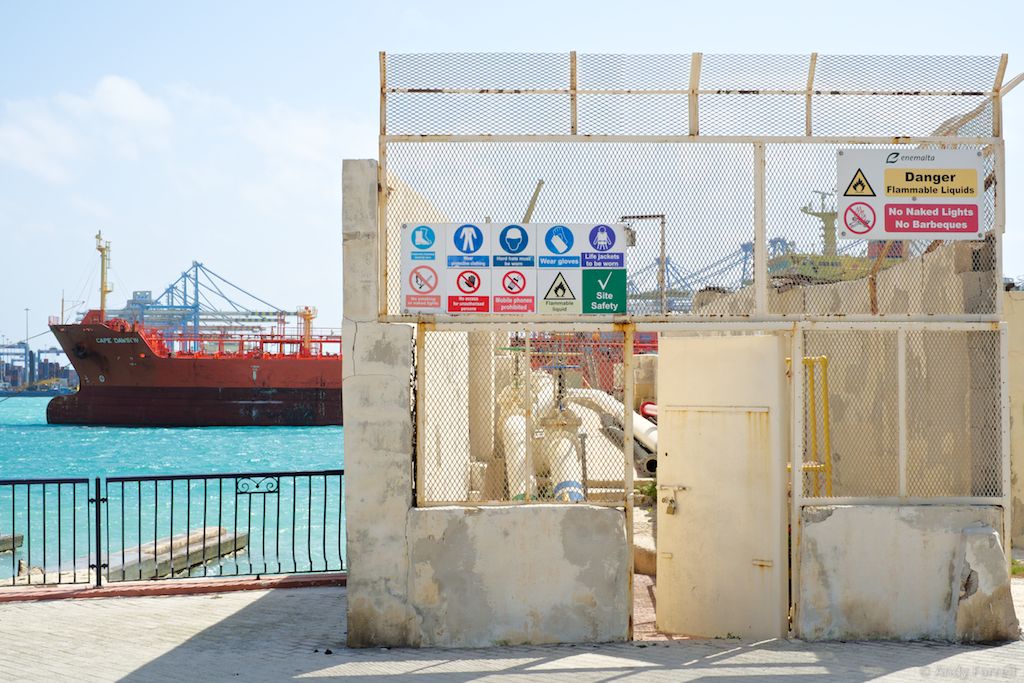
[92,477,104,588]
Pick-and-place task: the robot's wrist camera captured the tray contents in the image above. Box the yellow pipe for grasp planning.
[805,357,819,497]
[820,356,833,496]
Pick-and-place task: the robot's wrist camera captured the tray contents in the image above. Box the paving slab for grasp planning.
[0,581,1021,682]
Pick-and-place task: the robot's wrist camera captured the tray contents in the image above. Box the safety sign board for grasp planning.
[493,268,535,314]
[539,270,581,314]
[582,269,626,314]
[494,224,534,267]
[400,223,627,316]
[582,224,624,268]
[843,169,875,197]
[836,149,984,241]
[409,225,437,258]
[447,268,489,313]
[448,223,489,268]
[843,202,876,235]
[539,225,581,268]
[400,224,444,313]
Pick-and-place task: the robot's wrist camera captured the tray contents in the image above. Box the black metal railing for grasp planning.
[104,470,345,582]
[0,477,93,586]
[0,469,344,588]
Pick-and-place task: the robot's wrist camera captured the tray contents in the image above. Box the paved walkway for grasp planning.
[1,582,1022,682]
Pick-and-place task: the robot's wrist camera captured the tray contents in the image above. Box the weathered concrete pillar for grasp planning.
[343,159,416,646]
[1007,291,1024,548]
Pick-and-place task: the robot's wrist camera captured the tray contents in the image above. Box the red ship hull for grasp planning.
[47,319,343,427]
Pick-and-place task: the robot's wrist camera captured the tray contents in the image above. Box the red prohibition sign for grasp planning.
[502,270,526,294]
[409,266,438,293]
[456,270,482,294]
[844,202,876,235]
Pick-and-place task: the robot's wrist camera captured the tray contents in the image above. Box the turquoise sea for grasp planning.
[0,398,343,479]
[0,398,345,582]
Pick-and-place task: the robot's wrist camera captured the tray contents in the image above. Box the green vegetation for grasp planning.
[1012,559,1024,578]
[636,480,657,499]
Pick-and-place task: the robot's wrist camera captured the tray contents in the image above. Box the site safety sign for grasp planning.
[400,223,627,315]
[836,149,984,241]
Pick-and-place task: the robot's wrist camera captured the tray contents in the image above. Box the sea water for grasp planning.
[0,398,345,581]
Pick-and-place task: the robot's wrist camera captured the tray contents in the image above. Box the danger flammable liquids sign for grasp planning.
[836,149,984,241]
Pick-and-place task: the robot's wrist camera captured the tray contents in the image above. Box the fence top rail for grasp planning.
[0,477,91,486]
[383,52,1009,97]
[105,469,345,484]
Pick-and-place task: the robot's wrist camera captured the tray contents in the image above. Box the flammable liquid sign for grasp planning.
[836,149,985,241]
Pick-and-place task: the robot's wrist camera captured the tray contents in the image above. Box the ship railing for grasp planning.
[0,470,344,590]
[149,332,342,358]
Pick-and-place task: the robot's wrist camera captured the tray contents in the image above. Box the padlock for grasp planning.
[661,496,677,515]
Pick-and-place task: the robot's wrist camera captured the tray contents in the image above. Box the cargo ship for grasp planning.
[47,234,342,426]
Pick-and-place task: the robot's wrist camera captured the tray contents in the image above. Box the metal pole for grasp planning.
[804,53,817,137]
[1000,322,1011,563]
[569,51,577,136]
[93,478,102,588]
[622,325,635,640]
[523,333,533,502]
[754,142,768,316]
[659,216,667,316]
[415,324,426,506]
[790,324,804,632]
[378,54,389,319]
[897,329,907,498]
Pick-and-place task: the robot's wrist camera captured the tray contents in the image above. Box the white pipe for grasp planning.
[501,414,528,499]
[546,435,584,501]
[566,388,658,453]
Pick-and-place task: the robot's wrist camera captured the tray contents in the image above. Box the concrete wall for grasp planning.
[343,159,417,647]
[344,160,631,648]
[1008,291,1024,547]
[798,505,1018,641]
[407,506,629,647]
[709,241,996,317]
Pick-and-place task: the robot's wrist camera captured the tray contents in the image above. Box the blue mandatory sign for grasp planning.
[411,225,435,250]
[544,225,574,255]
[453,224,484,254]
[589,224,615,252]
[498,224,528,254]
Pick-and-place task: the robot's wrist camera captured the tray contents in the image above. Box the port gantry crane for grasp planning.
[92,237,323,353]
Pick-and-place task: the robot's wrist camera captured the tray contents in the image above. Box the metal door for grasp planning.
[655,335,788,639]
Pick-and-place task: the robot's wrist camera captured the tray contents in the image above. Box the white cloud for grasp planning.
[0,76,375,336]
[0,76,172,181]
[0,100,80,182]
[58,75,172,128]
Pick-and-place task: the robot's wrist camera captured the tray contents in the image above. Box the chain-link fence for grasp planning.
[796,324,1004,502]
[388,53,1010,511]
[414,329,656,506]
[380,53,1007,322]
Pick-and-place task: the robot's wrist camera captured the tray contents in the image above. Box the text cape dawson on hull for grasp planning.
[47,311,343,427]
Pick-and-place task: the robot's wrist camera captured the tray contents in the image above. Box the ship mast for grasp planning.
[96,232,113,322]
[800,191,837,257]
[298,306,317,355]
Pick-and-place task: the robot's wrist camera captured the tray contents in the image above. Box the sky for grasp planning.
[1,0,1022,345]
